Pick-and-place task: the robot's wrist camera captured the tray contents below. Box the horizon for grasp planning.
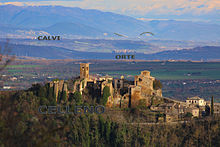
[0,0,219,24]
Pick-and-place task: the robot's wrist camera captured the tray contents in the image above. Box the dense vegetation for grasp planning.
[100,86,111,105]
[1,83,220,146]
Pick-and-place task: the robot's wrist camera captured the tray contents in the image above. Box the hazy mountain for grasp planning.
[147,20,220,41]
[0,41,115,59]
[0,4,220,40]
[144,46,220,61]
[44,22,106,37]
[0,5,149,37]
[1,41,219,61]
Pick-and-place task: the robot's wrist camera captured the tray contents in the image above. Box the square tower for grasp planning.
[80,63,89,79]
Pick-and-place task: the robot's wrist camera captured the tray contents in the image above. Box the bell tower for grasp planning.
[80,63,89,79]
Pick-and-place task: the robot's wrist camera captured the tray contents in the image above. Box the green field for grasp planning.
[6,65,42,68]
[3,61,220,80]
[90,62,220,80]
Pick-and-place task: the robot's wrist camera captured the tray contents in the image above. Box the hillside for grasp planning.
[1,41,219,61]
[1,84,220,146]
[0,5,220,41]
[144,46,220,61]
[0,41,114,59]
[0,5,149,37]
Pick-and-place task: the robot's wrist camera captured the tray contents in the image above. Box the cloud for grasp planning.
[0,0,82,1]
[0,0,219,18]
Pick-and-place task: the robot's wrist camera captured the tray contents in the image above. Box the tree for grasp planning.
[70,91,82,105]
[211,96,214,116]
[60,91,67,103]
[46,84,56,105]
[101,86,110,105]
[40,97,49,105]
[38,86,46,97]
[205,105,210,116]
[185,112,193,118]
[105,119,111,143]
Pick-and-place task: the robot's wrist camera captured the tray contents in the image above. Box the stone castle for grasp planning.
[47,63,220,122]
[72,63,162,108]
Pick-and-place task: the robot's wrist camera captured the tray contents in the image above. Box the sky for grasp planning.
[0,0,220,23]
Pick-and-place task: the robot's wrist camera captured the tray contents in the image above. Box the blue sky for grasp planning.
[0,0,219,24]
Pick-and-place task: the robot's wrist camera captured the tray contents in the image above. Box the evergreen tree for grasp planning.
[101,86,110,105]
[98,116,105,138]
[46,85,54,101]
[205,105,210,116]
[71,91,82,105]
[105,120,111,143]
[211,96,214,116]
[40,97,49,105]
[38,86,46,97]
[61,91,67,103]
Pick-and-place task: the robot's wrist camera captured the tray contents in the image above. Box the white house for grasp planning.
[186,96,206,106]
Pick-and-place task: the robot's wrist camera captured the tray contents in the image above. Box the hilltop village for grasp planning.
[48,63,220,122]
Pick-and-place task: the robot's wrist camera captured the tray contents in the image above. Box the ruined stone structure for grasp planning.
[134,71,154,95]
[72,63,163,108]
[129,70,162,108]
[74,63,114,97]
[73,63,90,94]
[46,63,220,122]
[80,63,89,79]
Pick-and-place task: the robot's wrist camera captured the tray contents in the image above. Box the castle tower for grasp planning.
[80,63,89,79]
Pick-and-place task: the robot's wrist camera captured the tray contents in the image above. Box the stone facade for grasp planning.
[134,71,155,95]
[74,64,114,97]
[185,107,200,117]
[186,96,206,106]
[73,63,163,109]
[129,70,161,108]
[80,63,89,79]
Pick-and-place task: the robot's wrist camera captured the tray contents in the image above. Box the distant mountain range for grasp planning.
[0,5,220,41]
[144,46,220,61]
[1,41,219,61]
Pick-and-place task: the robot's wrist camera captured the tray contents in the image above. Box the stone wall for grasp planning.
[130,70,158,108]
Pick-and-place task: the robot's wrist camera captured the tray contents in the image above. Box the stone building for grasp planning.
[186,96,206,106]
[129,70,162,108]
[106,70,163,108]
[185,107,200,117]
[72,63,163,109]
[74,63,114,98]
[80,63,89,79]
[214,103,220,114]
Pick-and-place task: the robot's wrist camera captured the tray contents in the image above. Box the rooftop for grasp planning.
[187,96,204,100]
